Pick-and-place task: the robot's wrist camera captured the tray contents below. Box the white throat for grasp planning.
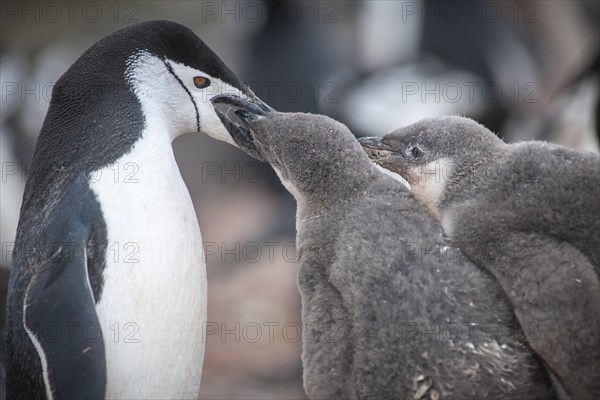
[126,51,243,146]
[126,52,197,141]
[409,157,454,221]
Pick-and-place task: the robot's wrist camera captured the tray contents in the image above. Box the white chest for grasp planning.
[90,132,206,399]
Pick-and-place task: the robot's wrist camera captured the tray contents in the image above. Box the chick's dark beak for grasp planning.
[211,93,274,162]
[358,136,394,159]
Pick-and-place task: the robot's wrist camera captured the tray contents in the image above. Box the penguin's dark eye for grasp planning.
[193,76,210,89]
[411,146,423,158]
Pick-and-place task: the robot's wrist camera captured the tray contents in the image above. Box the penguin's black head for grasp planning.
[212,96,376,199]
[54,20,271,144]
[125,20,242,89]
[359,116,503,186]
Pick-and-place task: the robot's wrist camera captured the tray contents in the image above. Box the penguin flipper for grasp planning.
[23,242,106,399]
[483,233,600,400]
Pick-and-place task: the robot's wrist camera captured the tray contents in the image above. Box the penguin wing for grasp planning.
[479,232,600,400]
[23,240,106,398]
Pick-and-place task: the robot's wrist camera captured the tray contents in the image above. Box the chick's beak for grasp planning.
[211,93,273,162]
[358,136,394,159]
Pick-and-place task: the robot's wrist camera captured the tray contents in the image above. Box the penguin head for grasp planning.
[359,116,503,217]
[211,96,376,200]
[52,20,271,145]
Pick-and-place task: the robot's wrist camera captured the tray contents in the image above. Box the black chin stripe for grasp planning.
[163,60,201,132]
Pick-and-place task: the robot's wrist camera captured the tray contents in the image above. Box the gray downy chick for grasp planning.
[360,116,600,400]
[212,99,557,399]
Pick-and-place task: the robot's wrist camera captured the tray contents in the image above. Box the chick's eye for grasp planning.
[411,146,423,158]
[193,76,210,89]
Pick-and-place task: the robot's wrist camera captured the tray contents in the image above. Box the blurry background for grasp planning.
[1,1,598,398]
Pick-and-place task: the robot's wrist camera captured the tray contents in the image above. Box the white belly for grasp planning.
[90,133,206,399]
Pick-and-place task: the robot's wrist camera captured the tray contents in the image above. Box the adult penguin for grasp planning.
[5,20,271,399]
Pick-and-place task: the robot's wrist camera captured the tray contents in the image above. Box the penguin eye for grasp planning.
[411,146,423,158]
[193,76,211,89]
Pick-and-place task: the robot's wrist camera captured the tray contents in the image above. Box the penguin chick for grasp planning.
[213,102,557,399]
[360,116,600,400]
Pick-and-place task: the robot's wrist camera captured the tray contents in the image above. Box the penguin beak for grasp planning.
[241,86,275,114]
[358,137,417,184]
[211,94,272,162]
[358,137,394,159]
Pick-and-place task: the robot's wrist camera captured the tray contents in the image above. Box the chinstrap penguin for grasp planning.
[5,20,271,399]
[360,116,600,400]
[212,101,556,399]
